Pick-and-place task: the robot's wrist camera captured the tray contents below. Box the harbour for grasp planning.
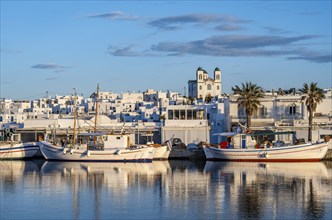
[1,1,332,219]
[1,159,331,220]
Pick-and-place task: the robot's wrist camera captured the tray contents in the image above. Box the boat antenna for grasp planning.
[94,84,99,145]
[73,88,77,145]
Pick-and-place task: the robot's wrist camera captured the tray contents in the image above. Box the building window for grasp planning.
[217,86,219,90]
[199,86,202,90]
[199,74,202,80]
[258,105,267,118]
[187,110,193,120]
[180,110,186,119]
[289,104,296,115]
[207,84,211,90]
[238,107,246,119]
[216,74,220,80]
[168,110,173,120]
[174,110,179,119]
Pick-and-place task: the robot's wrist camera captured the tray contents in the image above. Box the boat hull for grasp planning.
[39,141,154,162]
[152,145,170,160]
[0,142,40,159]
[203,142,329,162]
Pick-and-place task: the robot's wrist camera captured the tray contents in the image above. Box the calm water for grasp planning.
[1,160,331,220]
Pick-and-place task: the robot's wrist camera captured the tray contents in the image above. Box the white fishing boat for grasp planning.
[203,131,329,162]
[39,132,154,162]
[0,130,39,160]
[39,85,154,162]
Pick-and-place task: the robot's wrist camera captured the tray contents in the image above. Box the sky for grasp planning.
[1,1,331,100]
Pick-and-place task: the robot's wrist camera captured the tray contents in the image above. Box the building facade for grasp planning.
[188,67,222,100]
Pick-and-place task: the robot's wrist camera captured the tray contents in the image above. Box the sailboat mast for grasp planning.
[73,88,77,145]
[94,84,99,144]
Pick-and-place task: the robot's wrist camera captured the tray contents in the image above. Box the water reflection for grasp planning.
[1,160,331,220]
[203,162,331,220]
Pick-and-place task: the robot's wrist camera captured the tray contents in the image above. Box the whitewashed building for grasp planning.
[188,67,222,100]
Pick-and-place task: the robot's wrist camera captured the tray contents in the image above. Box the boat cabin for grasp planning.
[216,131,296,149]
[217,132,257,149]
[80,133,131,150]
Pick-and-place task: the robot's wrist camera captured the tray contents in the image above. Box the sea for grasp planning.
[1,160,331,220]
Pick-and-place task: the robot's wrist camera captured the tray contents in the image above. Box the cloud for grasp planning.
[148,13,249,30]
[300,11,321,16]
[31,63,69,70]
[287,54,331,63]
[150,34,319,56]
[287,49,332,63]
[107,46,158,57]
[215,24,243,32]
[108,33,330,63]
[1,48,21,54]
[263,26,290,34]
[82,11,138,20]
[45,77,59,81]
[108,46,140,57]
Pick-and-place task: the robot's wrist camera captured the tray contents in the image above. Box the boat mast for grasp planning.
[73,88,77,145]
[94,84,99,145]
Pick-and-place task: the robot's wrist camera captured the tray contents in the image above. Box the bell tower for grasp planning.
[214,67,221,82]
[196,67,204,82]
[214,67,222,94]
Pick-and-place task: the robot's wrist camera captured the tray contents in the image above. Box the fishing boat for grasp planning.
[39,85,154,162]
[203,131,329,162]
[39,132,154,162]
[1,130,39,159]
[146,139,172,160]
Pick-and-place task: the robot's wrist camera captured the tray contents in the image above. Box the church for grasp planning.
[188,67,222,100]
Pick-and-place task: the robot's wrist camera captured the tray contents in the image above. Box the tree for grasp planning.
[299,82,325,142]
[204,94,212,103]
[232,81,264,128]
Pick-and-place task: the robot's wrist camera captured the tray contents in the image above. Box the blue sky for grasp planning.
[1,1,331,99]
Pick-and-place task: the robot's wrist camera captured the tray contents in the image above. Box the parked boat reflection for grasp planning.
[204,161,330,178]
[203,161,331,219]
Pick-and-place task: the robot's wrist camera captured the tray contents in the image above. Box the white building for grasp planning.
[162,105,210,145]
[188,67,222,100]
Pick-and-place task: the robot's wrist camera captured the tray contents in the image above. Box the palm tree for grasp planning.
[232,81,265,129]
[299,82,325,142]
